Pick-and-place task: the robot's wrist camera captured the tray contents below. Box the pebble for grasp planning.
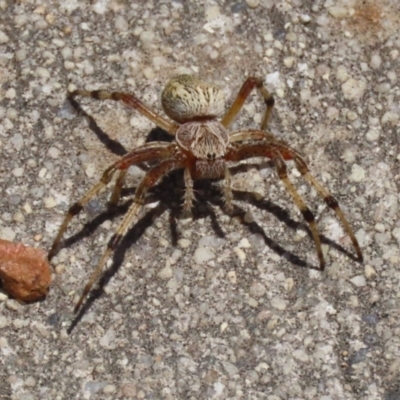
[336,66,349,82]
[328,6,347,19]
[99,328,116,349]
[103,384,116,394]
[381,111,399,126]
[246,0,260,8]
[140,30,155,44]
[5,88,16,99]
[292,349,309,362]
[249,282,266,297]
[193,247,215,264]
[178,238,191,248]
[158,265,173,279]
[0,227,16,241]
[121,382,137,397]
[247,297,259,308]
[10,133,24,151]
[271,298,287,311]
[44,197,57,208]
[85,163,96,178]
[234,247,246,263]
[366,128,380,142]
[227,270,237,284]
[349,164,366,182]
[349,275,366,287]
[12,167,24,177]
[392,228,400,245]
[364,265,376,279]
[370,54,382,70]
[48,147,60,159]
[0,30,9,43]
[115,15,128,31]
[0,240,51,301]
[341,78,367,101]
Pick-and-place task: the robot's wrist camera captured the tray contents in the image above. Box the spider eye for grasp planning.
[207,152,216,160]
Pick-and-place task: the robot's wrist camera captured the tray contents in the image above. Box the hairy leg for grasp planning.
[74,159,184,312]
[221,77,275,131]
[226,137,362,264]
[69,90,179,135]
[273,152,324,269]
[183,168,195,215]
[48,142,175,260]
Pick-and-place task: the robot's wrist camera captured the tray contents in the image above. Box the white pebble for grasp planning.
[158,265,173,279]
[364,265,376,279]
[349,275,366,287]
[381,111,399,126]
[249,282,266,297]
[246,0,260,8]
[140,30,155,44]
[366,128,380,142]
[336,65,348,82]
[370,54,382,69]
[271,298,287,311]
[0,227,16,241]
[103,385,116,394]
[85,163,96,178]
[341,78,367,101]
[115,15,128,31]
[178,238,191,248]
[328,6,347,19]
[247,297,258,308]
[48,147,60,159]
[44,196,57,208]
[349,164,365,182]
[5,88,16,99]
[0,30,9,43]
[193,247,215,264]
[12,167,24,177]
[283,57,295,68]
[293,349,309,362]
[227,270,237,284]
[346,110,358,121]
[234,247,246,263]
[15,49,27,62]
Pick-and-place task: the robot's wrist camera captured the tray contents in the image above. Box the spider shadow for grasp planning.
[67,95,174,156]
[66,172,226,333]
[66,170,359,333]
[67,96,128,156]
[231,188,359,262]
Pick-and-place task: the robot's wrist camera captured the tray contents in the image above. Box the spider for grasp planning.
[49,74,363,312]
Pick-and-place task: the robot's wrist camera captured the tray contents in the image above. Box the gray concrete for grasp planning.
[0,1,399,399]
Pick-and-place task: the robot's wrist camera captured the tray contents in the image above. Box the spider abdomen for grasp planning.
[161,75,225,123]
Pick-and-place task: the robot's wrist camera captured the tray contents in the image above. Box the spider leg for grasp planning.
[48,142,175,260]
[183,168,195,215]
[109,169,127,207]
[74,158,184,313]
[221,77,274,131]
[273,152,325,269]
[69,90,179,135]
[230,129,275,143]
[222,165,234,214]
[226,135,362,266]
[292,156,363,262]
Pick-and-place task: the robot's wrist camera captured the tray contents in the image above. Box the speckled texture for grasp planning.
[1,1,399,399]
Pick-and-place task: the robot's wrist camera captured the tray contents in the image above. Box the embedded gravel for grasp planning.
[1,1,400,399]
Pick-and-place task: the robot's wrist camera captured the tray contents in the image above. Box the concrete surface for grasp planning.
[0,0,399,399]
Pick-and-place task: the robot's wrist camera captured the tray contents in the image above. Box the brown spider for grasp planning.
[49,74,362,312]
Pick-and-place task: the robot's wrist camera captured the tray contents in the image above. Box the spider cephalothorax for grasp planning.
[49,74,363,312]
